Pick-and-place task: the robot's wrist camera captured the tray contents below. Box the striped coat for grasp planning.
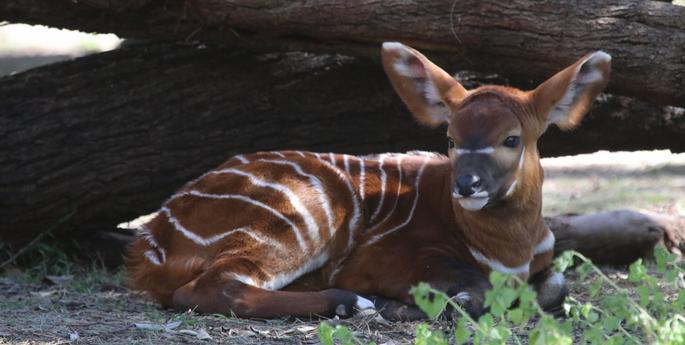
[128,150,463,308]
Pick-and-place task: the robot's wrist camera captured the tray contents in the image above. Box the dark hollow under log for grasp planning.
[1,42,683,249]
[1,0,684,106]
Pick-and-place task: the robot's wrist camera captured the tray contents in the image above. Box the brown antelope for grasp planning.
[127,42,610,319]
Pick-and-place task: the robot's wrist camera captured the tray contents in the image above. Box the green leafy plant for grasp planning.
[317,247,685,345]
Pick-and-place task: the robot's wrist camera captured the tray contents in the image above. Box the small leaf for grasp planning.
[317,322,334,345]
[508,308,524,325]
[410,283,447,320]
[628,259,646,282]
[454,318,471,345]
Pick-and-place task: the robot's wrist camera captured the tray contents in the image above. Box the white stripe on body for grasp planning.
[144,251,162,265]
[366,155,403,232]
[261,251,330,290]
[343,154,351,175]
[257,158,336,238]
[468,246,530,276]
[206,168,321,245]
[328,153,336,165]
[315,159,362,250]
[169,190,301,252]
[366,156,430,246]
[369,155,388,223]
[273,151,286,158]
[359,158,366,202]
[295,151,306,158]
[234,154,250,164]
[161,206,283,249]
[533,231,555,255]
[139,225,167,264]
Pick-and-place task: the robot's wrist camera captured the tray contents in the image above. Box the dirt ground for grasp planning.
[1,150,683,344]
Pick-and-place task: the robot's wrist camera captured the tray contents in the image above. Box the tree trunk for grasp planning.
[1,42,683,249]
[1,0,684,107]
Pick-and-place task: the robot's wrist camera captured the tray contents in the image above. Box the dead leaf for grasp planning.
[284,325,317,334]
[196,328,212,340]
[44,275,74,285]
[69,331,79,341]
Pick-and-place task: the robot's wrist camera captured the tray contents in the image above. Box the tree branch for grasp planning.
[1,0,684,106]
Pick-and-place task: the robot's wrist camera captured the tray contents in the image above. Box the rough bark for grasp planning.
[1,42,683,248]
[1,0,684,106]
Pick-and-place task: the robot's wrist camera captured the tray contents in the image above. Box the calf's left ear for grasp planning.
[531,51,611,130]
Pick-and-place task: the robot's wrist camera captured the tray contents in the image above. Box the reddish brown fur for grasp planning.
[127,43,610,319]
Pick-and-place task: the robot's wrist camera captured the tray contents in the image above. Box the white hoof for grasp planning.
[355,295,376,311]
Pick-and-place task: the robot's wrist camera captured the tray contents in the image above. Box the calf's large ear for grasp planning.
[531,51,611,130]
[381,42,468,127]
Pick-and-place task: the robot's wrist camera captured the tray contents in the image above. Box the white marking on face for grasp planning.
[143,250,161,265]
[452,190,488,199]
[504,148,525,198]
[273,151,285,158]
[457,197,489,211]
[355,295,376,311]
[366,156,403,232]
[257,159,335,238]
[533,231,555,255]
[207,168,320,245]
[518,147,526,170]
[234,154,249,164]
[468,246,530,276]
[369,155,388,223]
[171,190,303,252]
[366,156,430,245]
[503,180,517,198]
[455,147,495,155]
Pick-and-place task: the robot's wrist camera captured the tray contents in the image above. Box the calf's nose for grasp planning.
[455,174,481,197]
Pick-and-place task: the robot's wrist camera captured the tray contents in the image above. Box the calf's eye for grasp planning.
[503,135,520,148]
[447,137,455,149]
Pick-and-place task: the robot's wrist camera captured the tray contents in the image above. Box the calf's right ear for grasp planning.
[381,42,468,127]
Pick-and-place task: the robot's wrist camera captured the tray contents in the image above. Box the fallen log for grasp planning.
[547,210,683,266]
[1,42,683,247]
[1,0,684,106]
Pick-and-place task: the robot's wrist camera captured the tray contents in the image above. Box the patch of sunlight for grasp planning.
[674,0,685,6]
[541,150,685,216]
[0,23,121,56]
